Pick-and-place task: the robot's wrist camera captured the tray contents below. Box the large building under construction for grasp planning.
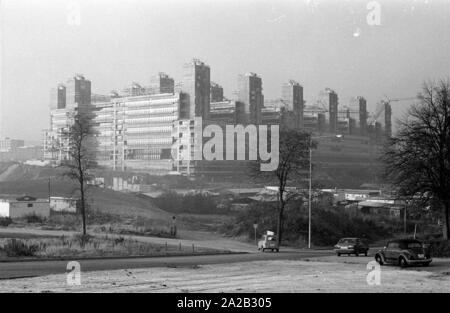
[43,59,392,177]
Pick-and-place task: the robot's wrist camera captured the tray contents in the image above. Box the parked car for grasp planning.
[374,239,432,267]
[258,232,279,252]
[334,237,369,256]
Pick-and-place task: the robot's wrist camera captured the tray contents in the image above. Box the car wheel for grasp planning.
[423,262,431,267]
[275,249,279,252]
[375,254,384,265]
[399,257,408,268]
[355,252,359,257]
[337,253,341,257]
[365,250,368,257]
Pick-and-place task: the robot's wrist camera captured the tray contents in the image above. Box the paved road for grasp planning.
[0,250,333,279]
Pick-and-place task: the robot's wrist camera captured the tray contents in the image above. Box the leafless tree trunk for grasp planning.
[62,111,97,236]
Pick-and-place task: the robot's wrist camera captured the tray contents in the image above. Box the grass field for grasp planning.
[0,234,224,260]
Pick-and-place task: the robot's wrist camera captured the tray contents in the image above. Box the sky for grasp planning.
[1,0,450,142]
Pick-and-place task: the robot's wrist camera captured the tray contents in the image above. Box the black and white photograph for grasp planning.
[0,0,449,298]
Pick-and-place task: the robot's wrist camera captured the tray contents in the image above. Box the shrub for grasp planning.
[0,217,13,227]
[427,240,450,257]
[73,234,93,247]
[48,212,79,230]
[23,213,46,224]
[153,191,228,214]
[3,239,39,257]
[87,209,122,224]
[221,201,397,246]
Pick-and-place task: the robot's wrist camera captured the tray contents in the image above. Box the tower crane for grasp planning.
[368,96,417,124]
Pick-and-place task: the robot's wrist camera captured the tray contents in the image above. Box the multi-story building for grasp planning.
[149,72,175,94]
[327,89,338,133]
[65,74,91,109]
[44,74,92,162]
[281,80,304,129]
[209,100,240,124]
[92,92,187,174]
[382,102,392,138]
[358,97,368,136]
[210,82,224,103]
[43,108,76,161]
[182,59,211,120]
[0,137,25,153]
[50,84,66,110]
[237,73,263,125]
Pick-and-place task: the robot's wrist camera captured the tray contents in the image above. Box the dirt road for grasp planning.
[1,258,449,293]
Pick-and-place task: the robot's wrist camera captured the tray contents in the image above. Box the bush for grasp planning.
[153,191,228,214]
[2,239,39,257]
[221,201,397,246]
[73,234,93,247]
[23,213,46,224]
[427,240,450,257]
[0,217,13,227]
[87,209,122,224]
[48,212,79,230]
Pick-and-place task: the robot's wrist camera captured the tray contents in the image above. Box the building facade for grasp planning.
[182,59,211,120]
[237,73,263,125]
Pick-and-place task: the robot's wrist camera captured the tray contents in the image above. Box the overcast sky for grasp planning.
[1,0,449,142]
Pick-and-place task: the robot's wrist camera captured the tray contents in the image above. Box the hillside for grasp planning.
[0,163,62,182]
[0,176,170,221]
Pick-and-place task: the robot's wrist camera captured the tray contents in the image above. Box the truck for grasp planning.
[257,231,279,252]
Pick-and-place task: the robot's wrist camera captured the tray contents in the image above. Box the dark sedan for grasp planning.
[334,238,369,256]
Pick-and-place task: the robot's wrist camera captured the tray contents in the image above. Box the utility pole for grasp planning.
[404,202,407,235]
[48,178,51,203]
[308,143,312,249]
[307,134,343,249]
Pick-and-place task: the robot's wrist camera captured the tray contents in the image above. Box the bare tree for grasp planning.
[256,129,315,245]
[383,80,450,239]
[61,111,97,235]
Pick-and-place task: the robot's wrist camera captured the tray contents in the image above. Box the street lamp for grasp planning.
[308,134,343,249]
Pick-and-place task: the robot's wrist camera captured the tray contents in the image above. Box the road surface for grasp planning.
[0,250,333,279]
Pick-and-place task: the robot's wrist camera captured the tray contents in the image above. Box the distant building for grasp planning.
[44,74,92,163]
[237,73,263,125]
[382,102,392,138]
[92,92,185,174]
[65,74,91,108]
[149,72,175,94]
[49,197,78,213]
[209,100,240,124]
[327,89,338,133]
[358,97,368,136]
[182,59,211,119]
[50,84,66,109]
[0,137,24,153]
[0,196,50,219]
[281,80,304,129]
[210,82,224,102]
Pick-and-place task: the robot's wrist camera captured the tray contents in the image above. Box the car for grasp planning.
[334,237,369,256]
[374,239,432,268]
[258,232,279,252]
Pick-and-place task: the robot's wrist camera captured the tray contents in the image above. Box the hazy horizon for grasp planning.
[1,0,450,141]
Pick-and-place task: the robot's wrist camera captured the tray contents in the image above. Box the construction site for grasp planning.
[41,59,416,184]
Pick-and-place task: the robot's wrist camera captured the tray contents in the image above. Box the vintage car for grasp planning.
[334,237,369,256]
[374,239,432,267]
[258,232,279,252]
